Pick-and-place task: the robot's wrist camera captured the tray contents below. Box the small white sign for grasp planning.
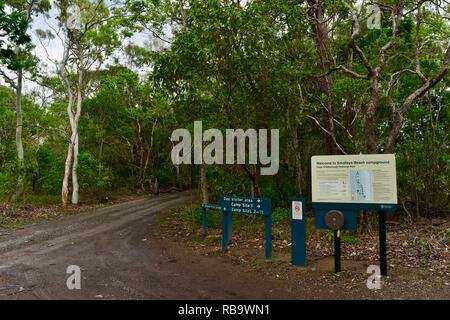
[292,201,303,220]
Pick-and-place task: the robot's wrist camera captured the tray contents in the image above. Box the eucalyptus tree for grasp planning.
[0,0,50,201]
[329,0,450,154]
[37,0,120,205]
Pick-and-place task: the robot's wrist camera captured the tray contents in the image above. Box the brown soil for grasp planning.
[0,192,448,299]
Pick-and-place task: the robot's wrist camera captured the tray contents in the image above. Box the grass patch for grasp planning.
[0,215,50,228]
[322,230,357,245]
[0,189,138,228]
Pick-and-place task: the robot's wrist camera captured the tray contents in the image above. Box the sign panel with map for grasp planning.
[311,154,397,204]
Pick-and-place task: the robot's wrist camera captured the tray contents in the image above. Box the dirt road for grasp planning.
[0,192,295,299]
[1,192,447,300]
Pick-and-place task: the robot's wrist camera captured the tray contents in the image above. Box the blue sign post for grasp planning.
[220,196,272,259]
[291,198,306,266]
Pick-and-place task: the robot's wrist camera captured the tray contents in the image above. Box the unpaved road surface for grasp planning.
[0,192,295,299]
[1,192,447,300]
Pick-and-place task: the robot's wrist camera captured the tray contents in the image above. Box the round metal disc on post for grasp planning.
[325,210,345,230]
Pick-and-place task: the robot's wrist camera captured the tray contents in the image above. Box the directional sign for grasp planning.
[201,203,222,211]
[220,196,272,259]
[221,196,271,216]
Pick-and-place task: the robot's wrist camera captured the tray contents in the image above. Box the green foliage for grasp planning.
[323,231,356,245]
[415,236,433,256]
[271,207,290,223]
[32,146,64,194]
[78,152,112,192]
[0,0,44,74]
[0,2,31,67]
[0,162,18,195]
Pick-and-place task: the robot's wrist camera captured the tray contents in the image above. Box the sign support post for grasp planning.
[221,209,232,253]
[227,210,233,246]
[334,230,341,273]
[379,211,387,276]
[291,198,306,266]
[201,203,222,237]
[202,207,207,236]
[264,215,272,259]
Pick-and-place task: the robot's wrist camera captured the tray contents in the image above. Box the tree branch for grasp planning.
[386,68,417,97]
[375,8,401,74]
[0,70,17,90]
[344,1,374,74]
[414,5,428,82]
[306,115,348,154]
[385,44,450,152]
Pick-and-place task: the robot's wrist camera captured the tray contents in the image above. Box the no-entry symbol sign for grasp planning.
[292,201,303,220]
[291,198,306,266]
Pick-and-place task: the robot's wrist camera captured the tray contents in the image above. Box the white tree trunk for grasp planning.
[15,69,24,164]
[70,62,83,205]
[12,68,24,202]
[62,139,74,206]
[72,132,79,204]
[60,42,75,206]
[62,114,80,206]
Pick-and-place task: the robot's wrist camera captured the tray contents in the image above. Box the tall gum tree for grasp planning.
[37,0,120,205]
[0,0,50,201]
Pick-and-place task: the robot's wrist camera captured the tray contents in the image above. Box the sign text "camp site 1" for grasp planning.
[222,196,271,216]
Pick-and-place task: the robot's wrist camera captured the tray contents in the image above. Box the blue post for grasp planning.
[291,198,307,266]
[264,215,272,259]
[227,210,233,240]
[222,208,230,253]
[202,206,207,236]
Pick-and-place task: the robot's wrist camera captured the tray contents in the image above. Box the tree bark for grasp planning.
[307,0,337,154]
[11,67,24,202]
[137,119,145,191]
[365,75,379,153]
[71,62,84,205]
[200,163,209,203]
[241,164,262,198]
[292,127,303,197]
[60,41,74,206]
[62,140,74,207]
[72,133,79,204]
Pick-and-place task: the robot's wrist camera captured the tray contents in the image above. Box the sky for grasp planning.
[1,0,165,95]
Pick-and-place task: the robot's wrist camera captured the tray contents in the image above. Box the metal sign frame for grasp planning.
[201,196,272,260]
[201,203,222,236]
[220,196,272,260]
